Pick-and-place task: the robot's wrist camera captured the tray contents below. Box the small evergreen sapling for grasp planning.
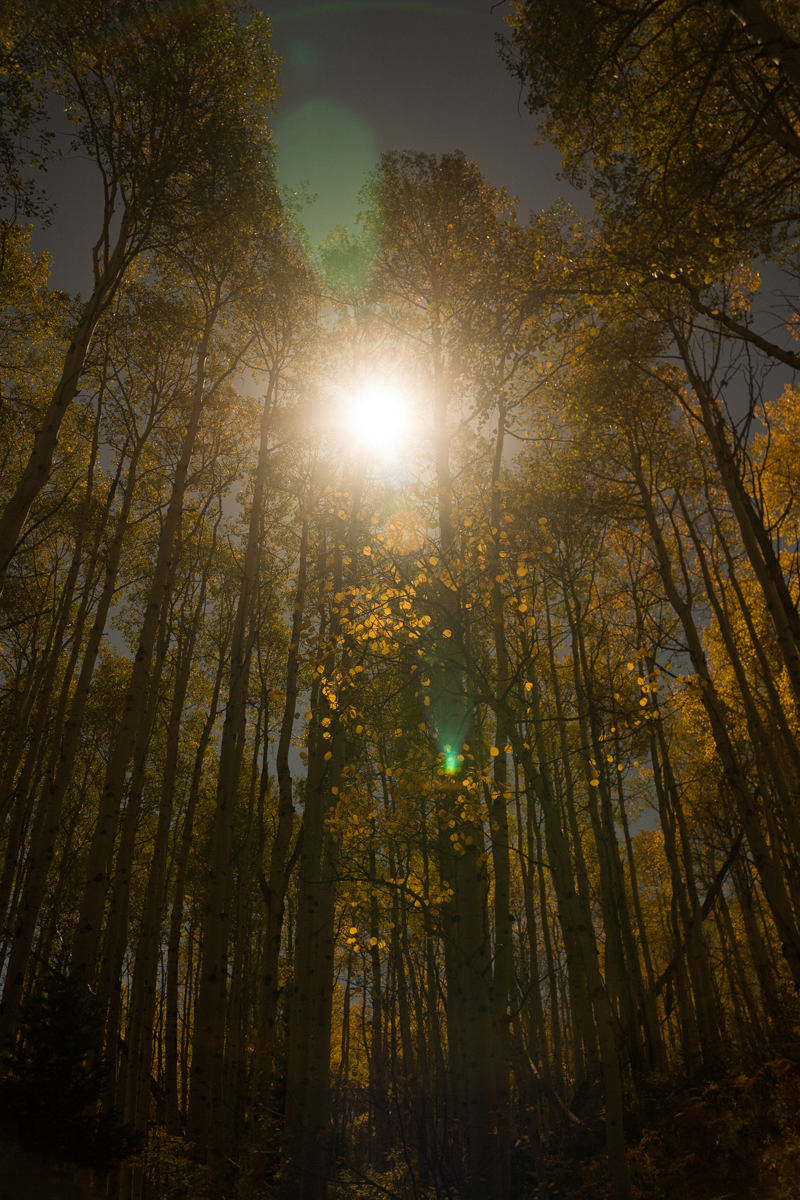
[0,974,139,1169]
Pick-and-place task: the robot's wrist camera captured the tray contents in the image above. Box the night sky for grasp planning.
[31,0,584,293]
[266,0,578,241]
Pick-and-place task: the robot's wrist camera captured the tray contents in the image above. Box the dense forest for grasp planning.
[2,2,800,1198]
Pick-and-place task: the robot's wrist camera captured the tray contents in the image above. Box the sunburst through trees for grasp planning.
[2,4,800,1200]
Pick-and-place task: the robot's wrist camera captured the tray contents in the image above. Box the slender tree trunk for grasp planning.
[673,341,800,713]
[187,369,279,1156]
[565,584,647,1077]
[0,426,150,1045]
[164,649,226,1137]
[631,444,800,987]
[253,516,309,1107]
[120,556,215,1200]
[732,859,785,1030]
[716,888,765,1046]
[536,827,564,1096]
[516,736,631,1200]
[679,493,800,857]
[0,386,106,836]
[0,212,135,590]
[515,790,552,1091]
[482,397,514,1194]
[649,726,705,1072]
[282,708,341,1200]
[615,756,666,1072]
[97,578,174,1041]
[71,307,220,981]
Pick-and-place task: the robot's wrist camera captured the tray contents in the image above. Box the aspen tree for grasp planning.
[514,786,553,1094]
[252,513,309,1108]
[367,150,522,1199]
[164,632,230,1138]
[0,358,166,1043]
[0,392,105,942]
[98,577,175,1119]
[513,731,632,1200]
[282,540,346,1198]
[626,431,800,986]
[69,270,252,985]
[119,521,222,1200]
[187,222,315,1158]
[0,0,278,588]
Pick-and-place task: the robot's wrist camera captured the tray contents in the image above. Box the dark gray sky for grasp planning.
[32,0,584,292]
[266,0,580,241]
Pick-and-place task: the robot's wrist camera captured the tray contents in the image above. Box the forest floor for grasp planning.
[0,1131,93,1200]
[3,1048,800,1200]
[530,1044,800,1200]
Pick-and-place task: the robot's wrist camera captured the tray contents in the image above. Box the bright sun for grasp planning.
[347,382,410,452]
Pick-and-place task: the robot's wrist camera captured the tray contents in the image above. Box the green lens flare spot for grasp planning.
[273,98,376,245]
